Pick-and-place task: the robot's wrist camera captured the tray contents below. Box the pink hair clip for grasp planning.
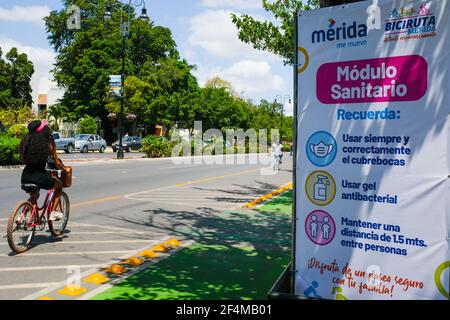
[36,120,48,133]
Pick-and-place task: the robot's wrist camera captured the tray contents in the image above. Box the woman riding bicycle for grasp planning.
[19,120,66,220]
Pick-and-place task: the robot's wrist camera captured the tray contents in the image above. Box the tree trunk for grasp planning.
[320,0,363,8]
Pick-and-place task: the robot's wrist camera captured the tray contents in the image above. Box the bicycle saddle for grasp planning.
[21,184,40,193]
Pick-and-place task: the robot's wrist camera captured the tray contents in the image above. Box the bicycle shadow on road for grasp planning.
[7,233,70,256]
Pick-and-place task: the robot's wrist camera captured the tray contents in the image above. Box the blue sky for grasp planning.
[0,0,293,114]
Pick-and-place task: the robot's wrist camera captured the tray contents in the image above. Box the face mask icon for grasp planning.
[310,142,333,158]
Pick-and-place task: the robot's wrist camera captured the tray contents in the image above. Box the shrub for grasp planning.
[141,135,172,158]
[0,134,22,166]
[7,124,28,138]
[0,107,36,128]
[78,115,97,134]
[282,144,291,152]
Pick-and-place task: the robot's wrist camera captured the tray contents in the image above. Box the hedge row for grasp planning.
[0,134,22,166]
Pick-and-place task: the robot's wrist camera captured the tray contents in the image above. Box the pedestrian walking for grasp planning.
[272,141,283,171]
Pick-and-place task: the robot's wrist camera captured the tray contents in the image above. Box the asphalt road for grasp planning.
[0,154,293,300]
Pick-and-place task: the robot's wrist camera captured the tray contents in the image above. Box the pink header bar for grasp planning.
[316,55,428,104]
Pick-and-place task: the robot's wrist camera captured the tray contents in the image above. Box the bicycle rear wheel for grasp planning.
[48,192,70,237]
[7,201,36,254]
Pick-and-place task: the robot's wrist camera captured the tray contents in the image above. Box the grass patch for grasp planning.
[257,190,293,215]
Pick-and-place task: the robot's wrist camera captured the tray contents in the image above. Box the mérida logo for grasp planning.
[312,20,368,43]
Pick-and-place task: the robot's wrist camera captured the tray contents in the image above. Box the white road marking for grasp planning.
[62,231,132,235]
[0,250,137,258]
[0,264,104,272]
[0,239,158,247]
[31,240,158,245]
[69,222,147,234]
[0,231,134,237]
[0,282,60,290]
[130,193,250,198]
[124,198,233,211]
[124,185,176,198]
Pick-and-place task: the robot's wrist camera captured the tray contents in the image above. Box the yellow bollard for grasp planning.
[122,257,144,267]
[105,264,128,275]
[164,238,181,247]
[83,273,111,285]
[58,284,87,296]
[152,244,169,252]
[138,250,159,259]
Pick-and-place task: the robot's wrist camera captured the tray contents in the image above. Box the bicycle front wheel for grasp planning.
[49,192,70,237]
[7,201,36,254]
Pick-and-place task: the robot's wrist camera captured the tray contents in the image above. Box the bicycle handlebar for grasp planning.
[47,169,63,178]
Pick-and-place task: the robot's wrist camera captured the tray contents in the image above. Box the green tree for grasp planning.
[231,0,319,65]
[231,0,364,64]
[205,76,239,97]
[45,0,197,140]
[78,115,98,134]
[0,46,34,109]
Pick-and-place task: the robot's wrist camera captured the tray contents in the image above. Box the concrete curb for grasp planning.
[0,165,25,170]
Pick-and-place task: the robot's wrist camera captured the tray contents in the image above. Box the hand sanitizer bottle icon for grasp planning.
[314,175,329,201]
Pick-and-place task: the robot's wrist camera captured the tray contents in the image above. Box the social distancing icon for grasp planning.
[305,170,336,206]
[305,210,336,246]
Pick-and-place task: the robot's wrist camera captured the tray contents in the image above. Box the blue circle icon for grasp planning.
[306,131,337,167]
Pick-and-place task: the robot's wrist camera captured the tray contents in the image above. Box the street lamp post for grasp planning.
[105,1,149,159]
[275,95,292,142]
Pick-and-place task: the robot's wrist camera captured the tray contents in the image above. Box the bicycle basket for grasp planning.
[62,166,72,188]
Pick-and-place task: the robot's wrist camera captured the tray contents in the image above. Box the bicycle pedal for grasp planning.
[38,217,47,231]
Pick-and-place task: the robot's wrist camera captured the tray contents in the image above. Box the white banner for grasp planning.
[109,75,122,97]
[295,0,450,300]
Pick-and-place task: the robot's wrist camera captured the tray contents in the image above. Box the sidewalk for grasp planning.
[91,191,293,300]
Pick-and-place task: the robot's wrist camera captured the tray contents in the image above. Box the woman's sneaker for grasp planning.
[49,211,64,221]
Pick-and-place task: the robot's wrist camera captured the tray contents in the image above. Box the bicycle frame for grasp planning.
[20,189,57,229]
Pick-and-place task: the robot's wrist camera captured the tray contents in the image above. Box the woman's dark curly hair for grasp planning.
[19,120,54,165]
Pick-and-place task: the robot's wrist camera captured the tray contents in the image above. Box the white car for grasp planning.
[74,134,107,153]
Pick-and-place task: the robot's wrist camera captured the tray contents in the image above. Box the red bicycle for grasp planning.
[7,170,70,254]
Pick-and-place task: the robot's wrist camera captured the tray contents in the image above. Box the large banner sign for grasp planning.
[295,0,450,300]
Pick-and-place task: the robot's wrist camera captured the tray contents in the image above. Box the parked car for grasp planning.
[112,136,142,152]
[74,134,107,153]
[53,132,75,154]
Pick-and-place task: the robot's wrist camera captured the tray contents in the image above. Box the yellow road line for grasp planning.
[71,196,122,208]
[242,183,293,209]
[176,168,260,187]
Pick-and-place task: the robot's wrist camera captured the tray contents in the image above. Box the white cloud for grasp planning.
[194,59,286,97]
[0,36,56,102]
[0,5,50,26]
[200,0,262,10]
[188,9,277,61]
